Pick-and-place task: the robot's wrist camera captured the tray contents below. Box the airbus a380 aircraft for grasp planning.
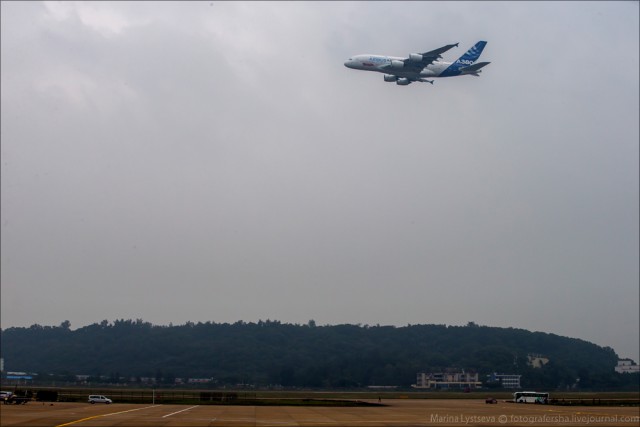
[344,41,490,85]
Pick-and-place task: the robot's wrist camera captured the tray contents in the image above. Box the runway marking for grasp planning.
[54,405,157,427]
[162,405,199,418]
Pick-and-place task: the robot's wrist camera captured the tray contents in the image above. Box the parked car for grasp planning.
[485,397,498,404]
[88,395,112,404]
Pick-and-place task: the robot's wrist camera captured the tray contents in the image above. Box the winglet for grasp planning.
[454,42,459,47]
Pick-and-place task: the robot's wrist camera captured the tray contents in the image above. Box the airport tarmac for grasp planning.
[1,399,639,426]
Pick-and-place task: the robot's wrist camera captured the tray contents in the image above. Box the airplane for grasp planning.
[344,41,490,86]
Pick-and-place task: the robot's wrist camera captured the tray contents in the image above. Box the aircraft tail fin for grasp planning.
[455,41,487,65]
[439,41,487,77]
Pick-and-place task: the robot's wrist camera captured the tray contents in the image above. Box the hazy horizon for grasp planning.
[2,1,638,362]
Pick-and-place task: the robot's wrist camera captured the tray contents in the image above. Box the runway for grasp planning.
[2,399,639,426]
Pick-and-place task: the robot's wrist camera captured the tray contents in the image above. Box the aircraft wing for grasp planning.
[397,43,459,72]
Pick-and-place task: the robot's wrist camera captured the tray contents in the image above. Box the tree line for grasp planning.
[1,320,637,390]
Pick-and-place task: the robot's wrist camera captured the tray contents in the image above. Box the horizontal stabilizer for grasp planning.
[459,62,490,75]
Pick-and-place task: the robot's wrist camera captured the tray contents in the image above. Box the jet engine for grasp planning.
[396,78,411,86]
[390,60,404,69]
[383,74,398,82]
[409,53,423,61]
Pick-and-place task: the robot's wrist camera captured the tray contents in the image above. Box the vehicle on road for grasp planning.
[485,397,498,404]
[88,395,112,404]
[514,391,549,404]
[4,393,30,404]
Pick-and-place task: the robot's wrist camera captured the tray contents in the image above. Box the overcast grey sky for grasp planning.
[2,1,638,362]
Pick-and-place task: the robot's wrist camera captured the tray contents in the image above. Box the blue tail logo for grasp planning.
[440,41,487,77]
[455,41,486,65]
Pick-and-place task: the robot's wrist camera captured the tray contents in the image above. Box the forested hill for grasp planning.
[1,320,636,390]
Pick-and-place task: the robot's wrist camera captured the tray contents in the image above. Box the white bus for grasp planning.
[513,391,549,404]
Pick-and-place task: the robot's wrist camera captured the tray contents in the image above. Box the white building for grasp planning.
[527,354,549,368]
[413,370,481,389]
[487,373,521,389]
[615,360,640,374]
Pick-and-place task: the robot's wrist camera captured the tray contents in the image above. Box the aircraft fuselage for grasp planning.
[344,55,462,78]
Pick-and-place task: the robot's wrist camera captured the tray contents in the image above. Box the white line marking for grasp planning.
[162,405,199,418]
[103,405,158,417]
[55,405,157,426]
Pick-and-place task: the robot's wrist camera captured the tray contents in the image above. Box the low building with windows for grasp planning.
[412,370,482,389]
[486,372,521,388]
[4,371,35,385]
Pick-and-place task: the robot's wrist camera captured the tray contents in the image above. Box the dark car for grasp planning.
[485,397,498,404]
